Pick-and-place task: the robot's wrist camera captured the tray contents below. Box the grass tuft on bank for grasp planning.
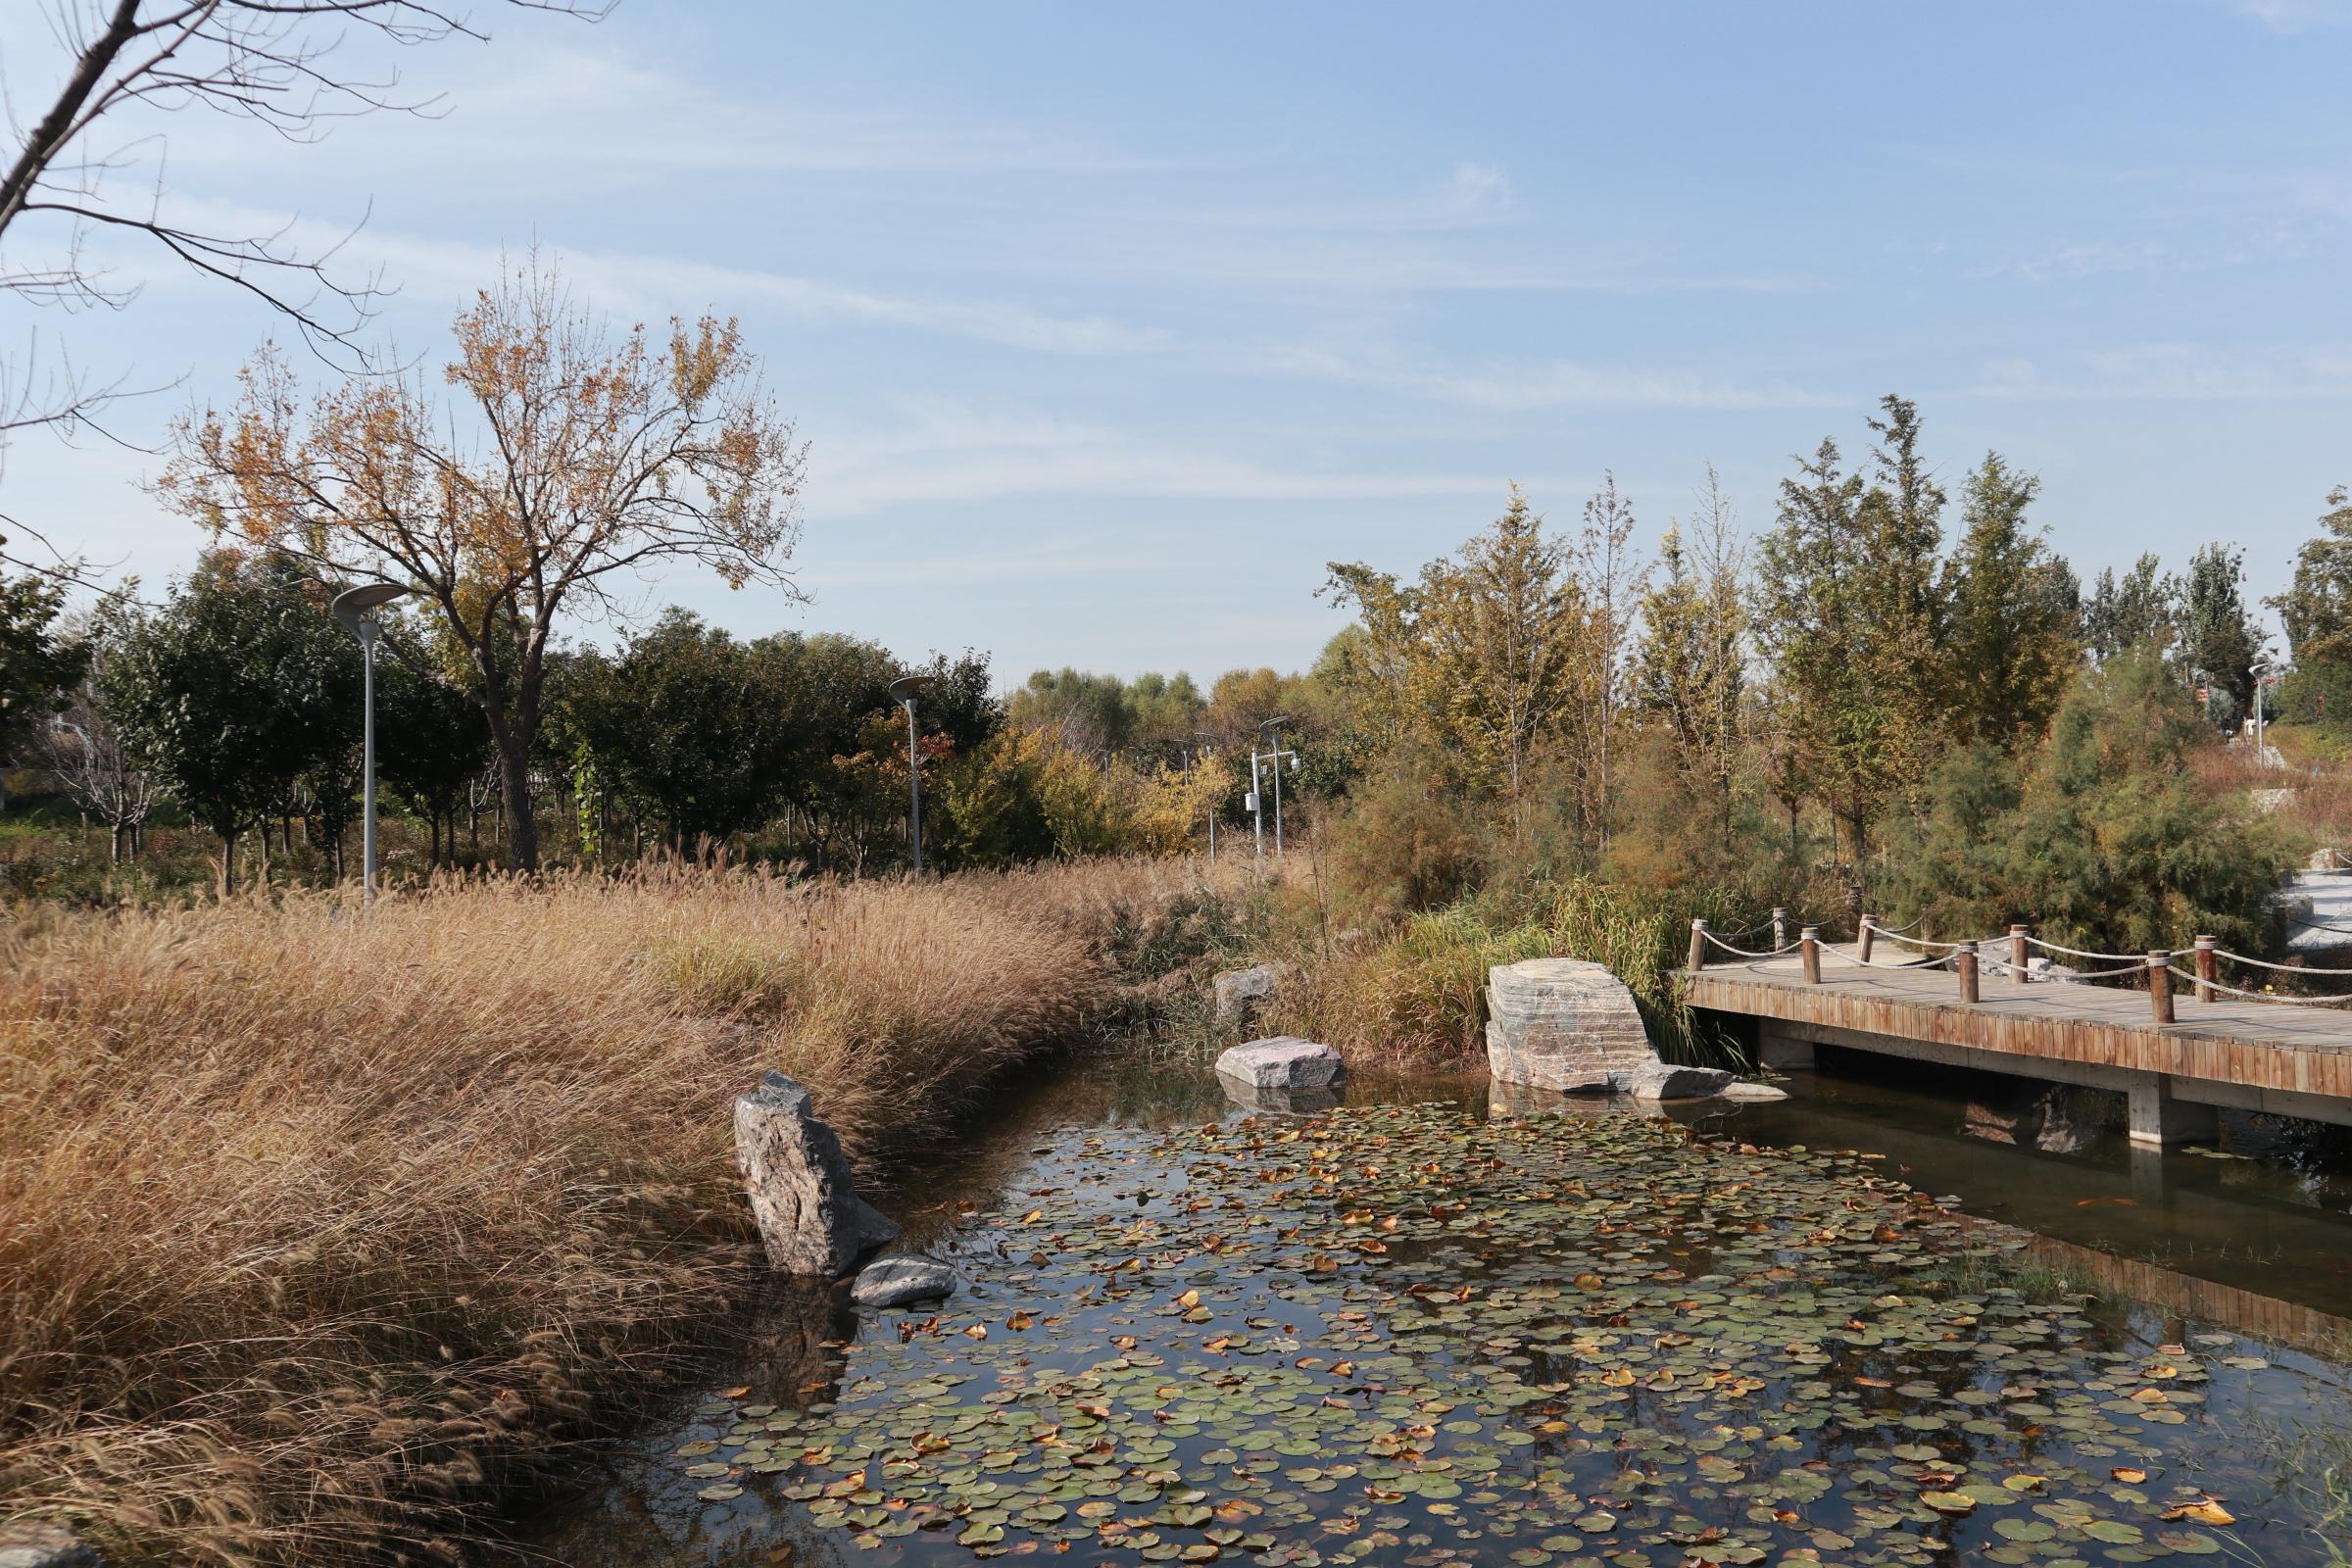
[0,858,1240,1566]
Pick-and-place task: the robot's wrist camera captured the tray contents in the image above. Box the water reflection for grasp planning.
[508,1047,2352,1568]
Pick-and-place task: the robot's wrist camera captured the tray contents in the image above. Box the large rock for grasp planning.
[1611,1061,1734,1102]
[851,1254,958,1309]
[1211,963,1296,1029]
[733,1071,899,1276]
[0,1527,102,1568]
[1485,958,1654,1090]
[1215,1037,1343,1092]
[1718,1080,1790,1102]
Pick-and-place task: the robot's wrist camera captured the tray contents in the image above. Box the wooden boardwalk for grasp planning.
[1684,948,2352,1140]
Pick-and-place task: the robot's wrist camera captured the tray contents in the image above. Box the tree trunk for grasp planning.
[220,827,237,895]
[497,736,538,871]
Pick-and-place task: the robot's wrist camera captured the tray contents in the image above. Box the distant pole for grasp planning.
[1250,750,1264,862]
[330,583,414,905]
[1259,715,1292,859]
[889,674,935,874]
[1195,733,1218,864]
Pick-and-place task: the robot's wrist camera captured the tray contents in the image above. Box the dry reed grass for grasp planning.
[0,858,1228,1565]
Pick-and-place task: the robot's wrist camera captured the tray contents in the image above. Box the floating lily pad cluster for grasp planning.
[666,1102,2291,1566]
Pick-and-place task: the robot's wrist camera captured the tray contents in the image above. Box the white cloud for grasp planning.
[1965,345,2352,401]
[809,398,1538,514]
[2235,0,2352,30]
[1256,345,1832,411]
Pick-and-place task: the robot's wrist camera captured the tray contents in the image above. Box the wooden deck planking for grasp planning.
[1684,948,2352,1105]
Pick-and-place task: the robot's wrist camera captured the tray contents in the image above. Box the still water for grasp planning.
[512,1051,2352,1568]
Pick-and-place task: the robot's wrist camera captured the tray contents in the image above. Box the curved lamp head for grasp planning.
[331,582,414,635]
[888,673,936,705]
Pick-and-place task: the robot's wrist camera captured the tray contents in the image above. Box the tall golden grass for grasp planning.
[0,858,1232,1565]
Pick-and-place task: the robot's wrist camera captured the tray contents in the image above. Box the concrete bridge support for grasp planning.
[2127,1073,2220,1149]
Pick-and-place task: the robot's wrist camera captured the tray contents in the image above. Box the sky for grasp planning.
[5,0,2352,682]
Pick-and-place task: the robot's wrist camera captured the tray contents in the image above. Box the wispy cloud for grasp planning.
[1965,345,2352,401]
[1257,346,1833,411]
[2234,0,2352,31]
[811,399,1540,514]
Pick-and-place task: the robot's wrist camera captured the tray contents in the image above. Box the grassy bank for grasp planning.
[0,858,1244,1565]
[1260,878,1750,1069]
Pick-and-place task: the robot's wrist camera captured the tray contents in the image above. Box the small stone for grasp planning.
[1210,963,1296,1029]
[1611,1061,1735,1102]
[1717,1080,1790,1102]
[733,1071,899,1277]
[1215,1037,1343,1092]
[850,1254,958,1308]
[0,1525,103,1568]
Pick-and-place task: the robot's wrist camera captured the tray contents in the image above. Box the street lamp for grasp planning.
[1253,715,1298,860]
[2252,656,2276,767]
[330,582,414,904]
[888,674,936,873]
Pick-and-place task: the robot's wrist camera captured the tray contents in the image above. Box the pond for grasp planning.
[512,1054,2352,1568]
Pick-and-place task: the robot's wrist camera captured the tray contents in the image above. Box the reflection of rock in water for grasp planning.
[1222,1079,1342,1115]
[1961,1084,2109,1153]
[745,1275,856,1408]
[1486,1076,1665,1122]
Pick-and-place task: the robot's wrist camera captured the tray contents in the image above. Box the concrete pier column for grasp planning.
[1759,1025,1816,1070]
[2126,1072,2220,1148]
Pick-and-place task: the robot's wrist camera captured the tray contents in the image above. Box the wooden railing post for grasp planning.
[1772,907,1788,951]
[2193,935,2216,1004]
[1800,925,1821,984]
[1858,914,1877,964]
[1956,948,1980,1004]
[1689,918,1709,973]
[2147,952,2175,1024]
[2009,923,2030,981]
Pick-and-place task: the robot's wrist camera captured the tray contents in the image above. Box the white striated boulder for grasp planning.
[1215,1036,1343,1092]
[1485,958,1654,1091]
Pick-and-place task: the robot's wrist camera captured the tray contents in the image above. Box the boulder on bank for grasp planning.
[851,1254,958,1309]
[1485,958,1654,1091]
[1211,963,1296,1029]
[733,1071,900,1277]
[1216,1036,1344,1092]
[0,1526,103,1568]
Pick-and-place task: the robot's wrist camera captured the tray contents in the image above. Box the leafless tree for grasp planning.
[38,691,157,859]
[0,0,605,580]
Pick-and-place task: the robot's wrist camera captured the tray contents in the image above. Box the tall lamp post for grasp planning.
[889,674,936,873]
[2252,656,2275,767]
[330,583,413,904]
[1255,714,1298,859]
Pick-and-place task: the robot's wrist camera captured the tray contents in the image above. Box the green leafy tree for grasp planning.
[1886,651,2284,955]
[1633,467,1746,825]
[2180,543,2264,709]
[375,633,496,867]
[1938,454,2082,749]
[2271,486,2352,667]
[2082,554,2180,663]
[0,572,88,804]
[103,552,359,887]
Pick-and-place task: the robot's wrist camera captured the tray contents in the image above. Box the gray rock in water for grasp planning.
[1215,1036,1343,1092]
[733,1071,900,1277]
[1223,1079,1341,1115]
[1210,963,1295,1029]
[1485,958,1653,1090]
[1611,1061,1735,1102]
[850,1254,958,1308]
[1717,1080,1790,1102]
[0,1526,103,1568]
[1487,1077,1665,1122]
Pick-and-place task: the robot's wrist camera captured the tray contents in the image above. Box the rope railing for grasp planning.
[1685,915,2352,1016]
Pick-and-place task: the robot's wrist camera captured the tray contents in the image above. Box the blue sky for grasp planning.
[7,0,2352,680]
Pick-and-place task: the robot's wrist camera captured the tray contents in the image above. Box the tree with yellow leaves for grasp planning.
[158,255,808,869]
